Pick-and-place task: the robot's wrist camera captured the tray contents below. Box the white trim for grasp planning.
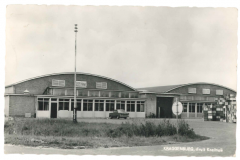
[156,95,176,98]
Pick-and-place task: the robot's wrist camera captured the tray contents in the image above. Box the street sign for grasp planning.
[172,101,183,116]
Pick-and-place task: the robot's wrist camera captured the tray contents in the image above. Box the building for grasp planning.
[5,72,145,118]
[4,72,236,119]
[138,83,236,119]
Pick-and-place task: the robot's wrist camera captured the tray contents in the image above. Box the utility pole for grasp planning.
[73,24,78,122]
[176,97,178,135]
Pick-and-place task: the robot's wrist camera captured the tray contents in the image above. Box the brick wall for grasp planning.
[13,73,135,95]
[168,84,235,96]
[9,95,35,117]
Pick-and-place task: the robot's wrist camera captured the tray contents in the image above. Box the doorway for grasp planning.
[157,97,174,118]
[51,103,57,118]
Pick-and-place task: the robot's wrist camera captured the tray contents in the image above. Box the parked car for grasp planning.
[109,109,129,119]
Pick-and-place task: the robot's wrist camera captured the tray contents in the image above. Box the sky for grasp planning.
[5,5,238,90]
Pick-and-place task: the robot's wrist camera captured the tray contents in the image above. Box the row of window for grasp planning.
[50,88,139,98]
[52,79,107,89]
[180,96,215,101]
[38,98,145,112]
[182,103,213,113]
[188,88,223,95]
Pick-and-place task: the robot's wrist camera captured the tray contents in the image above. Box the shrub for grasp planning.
[177,120,196,138]
[106,120,177,138]
[5,118,199,140]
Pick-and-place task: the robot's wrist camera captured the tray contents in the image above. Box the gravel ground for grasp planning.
[4,118,236,156]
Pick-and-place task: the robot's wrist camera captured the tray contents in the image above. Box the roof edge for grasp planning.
[165,82,236,93]
[5,72,137,91]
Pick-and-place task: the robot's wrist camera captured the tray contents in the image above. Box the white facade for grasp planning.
[36,97,146,119]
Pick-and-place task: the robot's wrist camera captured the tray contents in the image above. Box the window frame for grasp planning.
[189,103,195,113]
[182,103,188,112]
[71,99,82,111]
[59,99,70,111]
[127,101,135,112]
[116,101,125,110]
[83,99,93,111]
[95,100,104,111]
[137,101,145,112]
[106,100,114,111]
[197,103,203,113]
[38,98,49,111]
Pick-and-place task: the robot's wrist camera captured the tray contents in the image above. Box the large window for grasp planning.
[189,103,195,113]
[216,90,223,95]
[111,91,120,98]
[182,103,188,112]
[38,98,49,110]
[59,99,69,110]
[130,92,138,98]
[53,88,65,96]
[78,90,88,96]
[197,103,203,113]
[121,92,129,98]
[95,100,104,111]
[52,79,65,87]
[96,82,107,89]
[71,99,81,111]
[106,100,114,111]
[127,101,135,112]
[83,100,93,111]
[66,89,74,96]
[202,89,210,95]
[100,91,109,97]
[89,91,99,97]
[137,101,145,112]
[180,96,186,100]
[188,88,196,94]
[116,101,125,110]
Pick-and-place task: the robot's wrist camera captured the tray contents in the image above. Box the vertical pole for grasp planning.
[73,24,78,122]
[176,97,178,135]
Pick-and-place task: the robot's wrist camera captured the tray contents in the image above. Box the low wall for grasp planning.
[9,95,35,117]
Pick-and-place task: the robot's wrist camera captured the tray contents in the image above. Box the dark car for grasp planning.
[109,109,129,119]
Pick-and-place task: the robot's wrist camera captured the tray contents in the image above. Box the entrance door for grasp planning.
[157,97,174,118]
[51,103,57,118]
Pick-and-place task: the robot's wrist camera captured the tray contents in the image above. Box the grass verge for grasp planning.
[4,118,209,149]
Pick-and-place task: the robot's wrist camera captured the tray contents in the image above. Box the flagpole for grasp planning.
[73,24,78,122]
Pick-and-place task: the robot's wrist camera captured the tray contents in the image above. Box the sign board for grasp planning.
[25,113,31,118]
[172,102,183,116]
[76,81,87,88]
